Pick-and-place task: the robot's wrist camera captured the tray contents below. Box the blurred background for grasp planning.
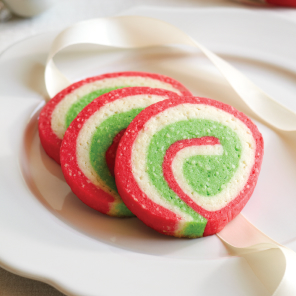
[1,0,295,54]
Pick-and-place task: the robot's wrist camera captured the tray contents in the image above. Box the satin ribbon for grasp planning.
[44,16,296,295]
[218,215,296,295]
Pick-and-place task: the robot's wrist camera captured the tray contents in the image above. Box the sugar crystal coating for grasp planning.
[60,87,182,217]
[115,96,264,237]
[39,71,192,164]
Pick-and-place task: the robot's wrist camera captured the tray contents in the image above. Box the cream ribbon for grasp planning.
[45,16,296,295]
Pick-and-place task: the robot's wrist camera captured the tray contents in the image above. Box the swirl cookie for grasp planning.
[115,96,264,236]
[60,87,181,217]
[39,71,191,164]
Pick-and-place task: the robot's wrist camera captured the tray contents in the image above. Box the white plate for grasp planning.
[1,6,296,296]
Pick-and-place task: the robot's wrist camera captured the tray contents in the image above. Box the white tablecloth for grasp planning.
[0,0,295,295]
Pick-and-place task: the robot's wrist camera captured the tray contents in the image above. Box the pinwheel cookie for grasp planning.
[39,71,191,164]
[60,87,181,217]
[115,96,264,237]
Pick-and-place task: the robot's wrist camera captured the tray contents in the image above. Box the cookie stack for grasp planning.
[39,71,263,237]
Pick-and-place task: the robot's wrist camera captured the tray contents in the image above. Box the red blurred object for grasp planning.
[234,0,296,7]
[266,0,296,6]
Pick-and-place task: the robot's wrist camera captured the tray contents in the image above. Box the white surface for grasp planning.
[1,6,296,296]
[0,0,236,54]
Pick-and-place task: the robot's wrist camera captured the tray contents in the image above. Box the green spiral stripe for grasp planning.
[89,108,144,216]
[65,86,127,128]
[147,119,242,237]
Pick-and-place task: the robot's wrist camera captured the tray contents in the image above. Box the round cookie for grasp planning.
[115,96,264,236]
[39,71,192,164]
[60,87,181,217]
